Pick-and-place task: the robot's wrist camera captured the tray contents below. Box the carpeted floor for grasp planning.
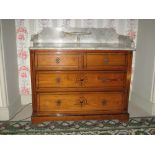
[0,117,155,135]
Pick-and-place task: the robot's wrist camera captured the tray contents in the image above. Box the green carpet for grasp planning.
[0,117,155,135]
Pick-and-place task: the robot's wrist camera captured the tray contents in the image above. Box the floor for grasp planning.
[11,102,150,121]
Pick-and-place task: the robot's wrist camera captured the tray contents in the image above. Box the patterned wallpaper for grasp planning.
[15,19,138,95]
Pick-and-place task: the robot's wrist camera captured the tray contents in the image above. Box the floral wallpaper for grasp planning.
[15,19,138,95]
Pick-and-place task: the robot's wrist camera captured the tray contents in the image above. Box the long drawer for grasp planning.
[36,71,126,89]
[37,92,124,114]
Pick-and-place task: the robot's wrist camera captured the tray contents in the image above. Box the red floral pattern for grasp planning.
[20,86,30,95]
[17,49,28,60]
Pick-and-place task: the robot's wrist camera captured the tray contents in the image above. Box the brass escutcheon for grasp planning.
[56,99,62,106]
[101,99,107,105]
[55,57,60,64]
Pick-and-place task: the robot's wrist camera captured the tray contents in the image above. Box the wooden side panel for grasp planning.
[30,50,37,113]
[124,51,133,111]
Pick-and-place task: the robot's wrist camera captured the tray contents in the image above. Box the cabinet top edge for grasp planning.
[29,43,135,51]
[30,48,134,51]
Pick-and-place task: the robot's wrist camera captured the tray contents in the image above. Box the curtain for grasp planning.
[15,19,138,95]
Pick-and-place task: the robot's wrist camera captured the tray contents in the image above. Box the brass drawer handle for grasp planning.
[80,100,84,104]
[98,77,119,83]
[101,99,107,106]
[75,96,87,107]
[55,57,60,64]
[98,77,110,82]
[80,78,84,82]
[55,99,62,107]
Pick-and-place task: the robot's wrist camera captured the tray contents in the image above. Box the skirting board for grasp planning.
[0,107,9,120]
[152,104,155,115]
[0,95,22,121]
[130,92,155,115]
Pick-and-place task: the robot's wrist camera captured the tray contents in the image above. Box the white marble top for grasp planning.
[30,43,135,51]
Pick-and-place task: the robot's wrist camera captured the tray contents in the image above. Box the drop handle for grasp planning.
[79,99,87,107]
[80,100,84,103]
[98,78,109,82]
[80,78,84,82]
[98,77,118,82]
[75,97,87,107]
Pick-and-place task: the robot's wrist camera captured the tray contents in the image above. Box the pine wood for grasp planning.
[30,49,133,123]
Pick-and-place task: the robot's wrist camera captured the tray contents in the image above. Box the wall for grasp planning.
[131,19,155,115]
[0,20,9,119]
[0,20,21,120]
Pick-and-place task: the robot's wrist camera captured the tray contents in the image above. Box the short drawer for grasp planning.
[37,92,124,114]
[85,53,127,70]
[35,52,82,70]
[36,71,126,89]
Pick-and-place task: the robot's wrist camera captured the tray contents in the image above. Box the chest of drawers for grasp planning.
[30,49,133,123]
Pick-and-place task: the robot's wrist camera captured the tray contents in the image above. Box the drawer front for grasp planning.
[85,53,126,70]
[35,52,81,70]
[36,71,126,89]
[37,92,124,114]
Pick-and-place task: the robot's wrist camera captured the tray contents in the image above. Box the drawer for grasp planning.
[85,53,126,70]
[36,71,126,89]
[35,52,82,70]
[37,92,124,114]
